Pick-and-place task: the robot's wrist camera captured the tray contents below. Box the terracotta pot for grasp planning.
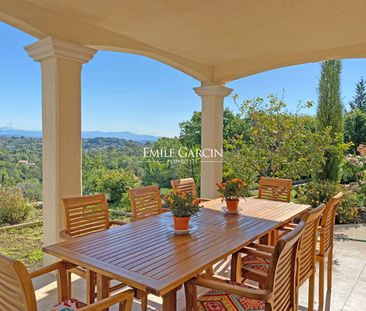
[226,198,239,212]
[173,216,190,230]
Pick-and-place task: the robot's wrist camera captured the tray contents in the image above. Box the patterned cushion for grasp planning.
[198,281,265,311]
[241,255,270,274]
[51,298,87,311]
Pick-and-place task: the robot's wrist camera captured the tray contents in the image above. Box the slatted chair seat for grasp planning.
[241,255,270,274]
[197,281,265,311]
[51,298,87,310]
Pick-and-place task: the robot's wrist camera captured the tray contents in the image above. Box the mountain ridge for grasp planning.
[0,128,159,142]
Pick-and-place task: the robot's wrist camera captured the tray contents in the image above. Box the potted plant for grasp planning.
[163,190,200,230]
[217,178,248,212]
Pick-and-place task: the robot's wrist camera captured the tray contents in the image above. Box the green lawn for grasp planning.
[0,225,43,271]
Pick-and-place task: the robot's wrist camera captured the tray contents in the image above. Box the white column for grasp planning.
[25,38,96,256]
[194,83,233,198]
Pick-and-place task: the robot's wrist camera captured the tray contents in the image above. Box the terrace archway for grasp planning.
[2,0,366,252]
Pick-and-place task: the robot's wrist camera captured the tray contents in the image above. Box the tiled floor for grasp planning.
[35,224,366,311]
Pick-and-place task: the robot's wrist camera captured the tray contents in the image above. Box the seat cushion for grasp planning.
[198,281,265,310]
[241,255,270,274]
[51,298,87,311]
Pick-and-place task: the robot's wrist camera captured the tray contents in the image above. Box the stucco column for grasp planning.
[194,83,233,198]
[25,38,96,255]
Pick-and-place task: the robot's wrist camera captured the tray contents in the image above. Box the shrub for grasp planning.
[84,168,141,205]
[0,187,32,225]
[344,110,366,152]
[294,181,340,208]
[16,179,42,202]
[336,192,361,224]
[295,181,365,224]
[223,95,347,185]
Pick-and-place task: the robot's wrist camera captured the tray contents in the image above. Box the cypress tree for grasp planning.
[317,60,343,182]
[349,77,366,112]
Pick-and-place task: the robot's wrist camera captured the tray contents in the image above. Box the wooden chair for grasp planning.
[60,194,147,308]
[258,176,292,202]
[258,177,293,245]
[0,254,134,311]
[184,220,306,311]
[61,193,126,240]
[170,178,210,202]
[317,192,344,311]
[128,185,168,221]
[240,204,325,311]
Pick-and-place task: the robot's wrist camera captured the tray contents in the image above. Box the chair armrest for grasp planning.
[198,197,211,202]
[242,266,268,284]
[29,261,76,279]
[245,242,274,254]
[190,276,269,301]
[60,230,73,240]
[109,219,128,226]
[162,208,171,213]
[79,290,135,311]
[242,247,272,260]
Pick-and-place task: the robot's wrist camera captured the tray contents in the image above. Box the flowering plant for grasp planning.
[344,144,366,185]
[216,178,248,200]
[163,190,200,217]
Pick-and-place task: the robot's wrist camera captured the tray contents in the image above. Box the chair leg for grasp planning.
[308,272,315,311]
[205,266,214,276]
[259,233,270,245]
[318,258,325,311]
[327,248,333,290]
[185,282,198,311]
[119,297,133,311]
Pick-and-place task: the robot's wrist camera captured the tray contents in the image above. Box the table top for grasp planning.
[43,197,309,296]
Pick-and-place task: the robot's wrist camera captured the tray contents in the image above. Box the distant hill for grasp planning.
[0,128,159,143]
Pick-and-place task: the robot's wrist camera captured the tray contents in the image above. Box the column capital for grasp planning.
[25,37,96,64]
[194,84,233,97]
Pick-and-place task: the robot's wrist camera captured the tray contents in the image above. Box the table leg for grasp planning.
[86,270,96,304]
[135,289,148,311]
[162,287,180,311]
[57,262,69,303]
[97,274,110,311]
[230,252,242,283]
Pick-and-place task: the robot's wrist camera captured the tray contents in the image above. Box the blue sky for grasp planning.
[1,22,366,137]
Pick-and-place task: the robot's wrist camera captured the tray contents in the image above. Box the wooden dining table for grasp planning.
[43,197,310,310]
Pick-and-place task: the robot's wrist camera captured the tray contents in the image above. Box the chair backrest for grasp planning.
[297,204,326,286]
[319,192,344,255]
[128,185,162,220]
[0,254,37,311]
[171,178,198,198]
[62,193,110,238]
[266,221,305,311]
[258,177,292,202]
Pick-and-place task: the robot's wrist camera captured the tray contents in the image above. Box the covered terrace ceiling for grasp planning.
[1,0,366,82]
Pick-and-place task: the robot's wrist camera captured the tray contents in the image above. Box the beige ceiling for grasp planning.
[1,0,366,82]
